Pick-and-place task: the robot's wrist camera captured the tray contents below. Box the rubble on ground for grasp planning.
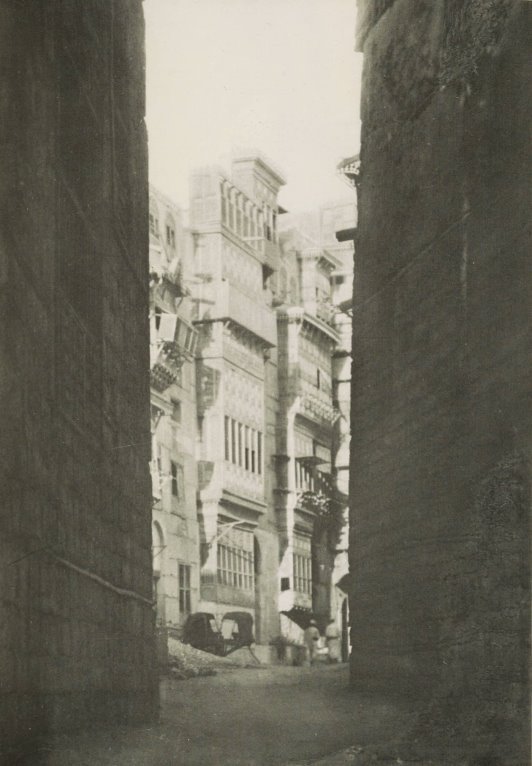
[165,637,238,679]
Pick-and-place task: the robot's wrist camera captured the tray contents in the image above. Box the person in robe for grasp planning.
[303,619,320,665]
[325,619,341,663]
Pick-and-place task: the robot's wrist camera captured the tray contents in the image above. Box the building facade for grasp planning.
[276,203,355,642]
[149,158,356,655]
[190,155,284,644]
[149,187,200,659]
[351,1,530,761]
[0,2,156,754]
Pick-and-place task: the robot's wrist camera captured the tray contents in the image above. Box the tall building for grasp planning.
[0,1,156,754]
[276,202,354,641]
[149,187,199,660]
[351,1,530,761]
[150,158,356,654]
[190,154,284,643]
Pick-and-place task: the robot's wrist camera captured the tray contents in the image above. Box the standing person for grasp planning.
[304,619,320,666]
[325,619,341,663]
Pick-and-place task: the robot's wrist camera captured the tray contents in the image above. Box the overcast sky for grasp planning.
[145,0,362,213]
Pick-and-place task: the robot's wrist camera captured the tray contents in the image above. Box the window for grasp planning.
[225,417,262,475]
[316,368,321,389]
[293,536,312,595]
[175,318,197,356]
[238,423,243,466]
[170,461,184,499]
[295,460,314,491]
[183,325,196,355]
[217,526,254,591]
[178,564,191,615]
[251,430,256,473]
[221,191,227,223]
[224,416,230,461]
[231,419,237,463]
[257,432,262,476]
[166,225,175,248]
[244,426,250,470]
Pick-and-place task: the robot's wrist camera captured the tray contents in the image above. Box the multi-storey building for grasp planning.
[0,2,156,752]
[148,188,200,659]
[149,160,356,656]
[275,212,345,639]
[327,200,356,661]
[189,154,285,643]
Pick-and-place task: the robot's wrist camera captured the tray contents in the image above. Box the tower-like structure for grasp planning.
[275,210,347,639]
[190,153,285,642]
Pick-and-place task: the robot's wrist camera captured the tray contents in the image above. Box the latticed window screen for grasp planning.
[293,535,312,595]
[217,527,254,591]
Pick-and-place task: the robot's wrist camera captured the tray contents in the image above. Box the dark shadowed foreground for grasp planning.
[22,666,414,766]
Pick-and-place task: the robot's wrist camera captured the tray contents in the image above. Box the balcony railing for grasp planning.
[149,310,198,392]
[300,392,340,426]
[150,341,182,392]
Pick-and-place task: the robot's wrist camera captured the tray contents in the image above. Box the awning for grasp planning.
[280,606,314,630]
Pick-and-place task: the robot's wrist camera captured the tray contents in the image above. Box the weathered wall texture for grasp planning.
[0,2,156,758]
[351,1,530,761]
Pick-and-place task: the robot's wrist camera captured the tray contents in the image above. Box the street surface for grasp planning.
[38,664,409,766]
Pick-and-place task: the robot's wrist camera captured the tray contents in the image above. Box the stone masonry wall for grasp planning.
[350,1,530,762]
[0,2,156,759]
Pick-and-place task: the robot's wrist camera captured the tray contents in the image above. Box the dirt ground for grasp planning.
[24,664,418,766]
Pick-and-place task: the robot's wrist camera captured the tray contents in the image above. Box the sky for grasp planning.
[144,0,362,213]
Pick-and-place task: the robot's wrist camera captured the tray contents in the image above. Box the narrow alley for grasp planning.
[33,665,409,766]
[1,1,529,764]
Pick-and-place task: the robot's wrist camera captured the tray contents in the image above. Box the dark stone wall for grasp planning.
[350,1,530,761]
[0,1,156,758]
